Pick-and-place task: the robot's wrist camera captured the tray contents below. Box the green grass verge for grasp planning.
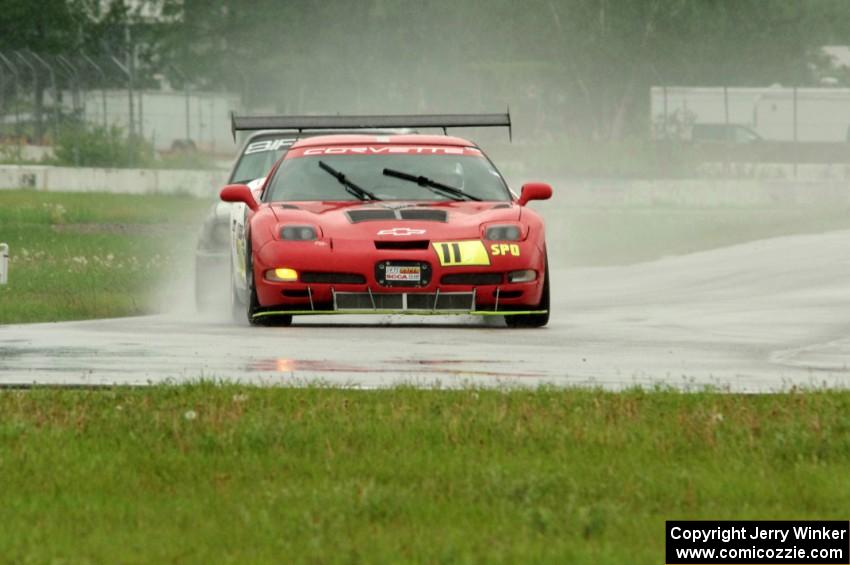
[0,190,206,324]
[0,385,848,563]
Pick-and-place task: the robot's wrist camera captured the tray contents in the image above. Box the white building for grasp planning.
[57,88,242,152]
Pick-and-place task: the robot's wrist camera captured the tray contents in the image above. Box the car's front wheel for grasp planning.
[245,246,292,327]
[505,258,550,328]
[229,260,246,323]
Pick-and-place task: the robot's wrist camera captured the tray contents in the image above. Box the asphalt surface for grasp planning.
[2,230,849,391]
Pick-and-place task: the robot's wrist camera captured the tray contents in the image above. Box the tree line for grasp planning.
[2,0,849,141]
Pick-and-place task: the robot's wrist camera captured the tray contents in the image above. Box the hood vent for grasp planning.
[398,209,447,222]
[347,209,396,223]
[347,207,448,223]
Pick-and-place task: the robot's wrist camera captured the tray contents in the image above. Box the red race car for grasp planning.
[220,114,552,328]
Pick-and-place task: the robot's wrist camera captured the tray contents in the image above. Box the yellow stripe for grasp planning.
[432,240,491,266]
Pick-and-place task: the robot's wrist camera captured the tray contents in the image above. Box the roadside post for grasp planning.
[0,243,8,285]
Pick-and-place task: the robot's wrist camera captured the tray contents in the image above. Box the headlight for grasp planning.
[484,224,522,241]
[265,268,298,282]
[280,225,317,241]
[507,269,537,283]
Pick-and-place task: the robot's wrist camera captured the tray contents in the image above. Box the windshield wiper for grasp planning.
[318,161,380,201]
[382,168,481,201]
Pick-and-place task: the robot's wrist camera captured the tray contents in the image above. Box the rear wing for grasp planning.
[230,112,512,141]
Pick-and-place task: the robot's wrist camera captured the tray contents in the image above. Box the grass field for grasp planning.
[2,190,850,323]
[0,385,848,563]
[0,190,205,324]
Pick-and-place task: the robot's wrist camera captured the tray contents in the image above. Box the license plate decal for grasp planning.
[385,265,421,282]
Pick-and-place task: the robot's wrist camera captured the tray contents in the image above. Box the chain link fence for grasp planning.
[1,50,135,143]
[651,85,850,179]
[0,49,239,164]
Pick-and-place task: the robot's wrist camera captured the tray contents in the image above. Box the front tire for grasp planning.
[505,258,550,328]
[229,262,246,322]
[245,246,292,327]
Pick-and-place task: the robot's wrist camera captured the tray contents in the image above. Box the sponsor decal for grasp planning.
[244,138,296,155]
[287,146,483,158]
[385,265,421,282]
[377,228,427,236]
[490,243,521,257]
[432,241,491,266]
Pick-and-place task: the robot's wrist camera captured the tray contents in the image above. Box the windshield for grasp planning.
[264,149,511,202]
[229,136,295,183]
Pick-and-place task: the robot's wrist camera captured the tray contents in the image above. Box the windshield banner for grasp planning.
[287,146,483,158]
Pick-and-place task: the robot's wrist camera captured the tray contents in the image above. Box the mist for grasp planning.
[124,0,848,315]
[4,0,850,321]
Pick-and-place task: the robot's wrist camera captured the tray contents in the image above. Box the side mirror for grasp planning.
[517,182,552,206]
[220,184,259,211]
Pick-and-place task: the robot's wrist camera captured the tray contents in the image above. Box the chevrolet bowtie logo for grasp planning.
[377,228,427,236]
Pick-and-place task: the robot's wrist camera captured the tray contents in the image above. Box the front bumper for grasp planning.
[252,238,546,313]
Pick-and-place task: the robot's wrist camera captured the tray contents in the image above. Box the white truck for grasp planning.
[651,86,850,142]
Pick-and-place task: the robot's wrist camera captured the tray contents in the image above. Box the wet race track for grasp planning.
[2,230,849,391]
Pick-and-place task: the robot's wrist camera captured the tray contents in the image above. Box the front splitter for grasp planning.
[252,309,548,319]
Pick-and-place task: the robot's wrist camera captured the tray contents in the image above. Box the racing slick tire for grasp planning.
[229,254,247,323]
[230,276,245,323]
[247,279,292,327]
[505,257,550,328]
[245,244,292,327]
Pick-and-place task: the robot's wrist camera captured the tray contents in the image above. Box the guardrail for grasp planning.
[0,165,227,198]
[0,243,8,285]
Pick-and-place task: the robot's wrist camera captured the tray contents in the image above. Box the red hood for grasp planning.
[268,200,519,240]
